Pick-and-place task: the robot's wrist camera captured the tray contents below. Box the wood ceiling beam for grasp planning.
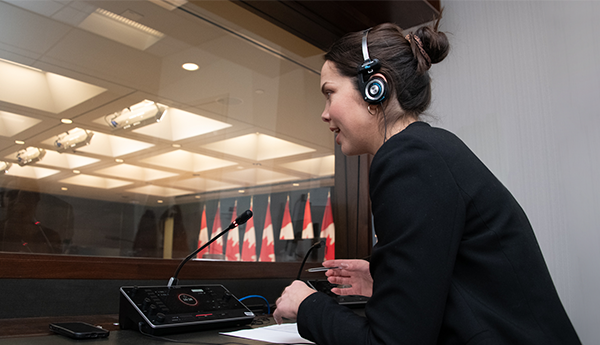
[228,0,440,51]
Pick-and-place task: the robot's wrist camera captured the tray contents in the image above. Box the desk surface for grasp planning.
[1,328,274,345]
[0,315,280,345]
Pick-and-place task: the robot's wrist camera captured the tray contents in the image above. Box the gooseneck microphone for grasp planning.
[296,240,325,280]
[32,217,57,254]
[167,209,253,288]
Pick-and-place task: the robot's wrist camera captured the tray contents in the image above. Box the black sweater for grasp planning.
[297,122,580,345]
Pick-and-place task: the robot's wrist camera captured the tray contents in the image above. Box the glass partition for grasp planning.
[0,0,333,263]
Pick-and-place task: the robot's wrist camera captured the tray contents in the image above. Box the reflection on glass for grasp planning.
[0,1,332,262]
[0,185,333,262]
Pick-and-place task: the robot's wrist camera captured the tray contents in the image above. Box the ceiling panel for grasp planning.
[0,1,73,54]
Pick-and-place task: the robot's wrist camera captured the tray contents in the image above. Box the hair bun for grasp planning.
[415,18,450,67]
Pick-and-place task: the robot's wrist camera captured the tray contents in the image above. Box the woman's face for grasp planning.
[320,61,380,156]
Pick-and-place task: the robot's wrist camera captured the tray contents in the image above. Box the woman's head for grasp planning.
[323,16,450,125]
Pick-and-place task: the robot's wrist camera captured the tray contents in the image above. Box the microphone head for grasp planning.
[235,210,253,226]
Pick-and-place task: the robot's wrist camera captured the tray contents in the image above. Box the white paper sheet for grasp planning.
[221,323,315,344]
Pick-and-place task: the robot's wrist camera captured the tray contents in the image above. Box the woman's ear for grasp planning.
[373,73,387,83]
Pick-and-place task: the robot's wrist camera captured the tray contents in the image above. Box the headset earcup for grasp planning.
[363,76,387,104]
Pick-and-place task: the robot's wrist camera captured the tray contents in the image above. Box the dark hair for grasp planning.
[324,15,449,120]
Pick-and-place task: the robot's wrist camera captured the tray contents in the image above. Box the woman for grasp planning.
[273,17,581,345]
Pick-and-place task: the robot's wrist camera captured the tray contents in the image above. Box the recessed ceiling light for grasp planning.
[73,170,81,174]
[293,183,300,187]
[157,200,163,203]
[61,187,68,191]
[15,140,25,145]
[172,144,181,148]
[238,189,245,194]
[61,118,73,124]
[115,158,124,163]
[182,63,199,71]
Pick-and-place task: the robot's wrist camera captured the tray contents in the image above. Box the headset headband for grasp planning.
[358,28,381,78]
[357,28,387,104]
[362,28,372,62]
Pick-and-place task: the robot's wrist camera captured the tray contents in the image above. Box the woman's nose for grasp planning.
[321,108,330,122]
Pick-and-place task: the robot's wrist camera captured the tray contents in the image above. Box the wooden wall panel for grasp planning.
[0,252,315,280]
[332,143,373,259]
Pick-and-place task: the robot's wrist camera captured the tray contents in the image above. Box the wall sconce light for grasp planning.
[0,161,11,174]
[54,128,94,153]
[16,147,46,166]
[105,100,165,130]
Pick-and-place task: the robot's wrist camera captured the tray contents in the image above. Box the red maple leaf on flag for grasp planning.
[241,204,256,262]
[279,195,294,240]
[302,193,314,239]
[210,202,223,255]
[259,197,275,262]
[319,191,335,260]
[226,201,240,261]
[196,205,209,259]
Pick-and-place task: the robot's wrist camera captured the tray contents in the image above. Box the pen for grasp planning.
[307,266,340,272]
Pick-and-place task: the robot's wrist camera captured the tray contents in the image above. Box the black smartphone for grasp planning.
[49,322,110,339]
[306,280,369,307]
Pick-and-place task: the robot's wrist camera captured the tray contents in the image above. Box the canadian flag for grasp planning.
[241,199,256,261]
[301,193,314,239]
[226,201,240,261]
[196,205,209,259]
[319,191,335,260]
[279,195,294,240]
[259,196,275,262]
[210,202,223,255]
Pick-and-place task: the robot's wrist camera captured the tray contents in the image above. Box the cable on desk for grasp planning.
[238,295,271,315]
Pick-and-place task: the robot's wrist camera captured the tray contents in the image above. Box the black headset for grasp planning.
[357,28,388,104]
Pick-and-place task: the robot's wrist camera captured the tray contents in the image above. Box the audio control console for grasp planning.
[119,284,255,335]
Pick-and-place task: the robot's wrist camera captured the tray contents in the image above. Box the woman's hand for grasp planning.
[273,280,316,325]
[324,259,373,297]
